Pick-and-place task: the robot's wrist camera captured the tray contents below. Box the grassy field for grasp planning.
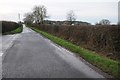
[29,26,119,78]
[3,26,23,35]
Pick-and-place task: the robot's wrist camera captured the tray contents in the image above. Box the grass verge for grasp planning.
[29,26,119,78]
[3,26,23,35]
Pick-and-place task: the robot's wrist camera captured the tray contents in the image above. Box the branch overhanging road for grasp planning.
[2,25,106,78]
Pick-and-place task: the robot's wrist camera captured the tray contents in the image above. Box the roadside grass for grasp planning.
[3,26,23,35]
[29,26,119,78]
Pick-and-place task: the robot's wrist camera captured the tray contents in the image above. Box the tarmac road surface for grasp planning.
[2,25,105,78]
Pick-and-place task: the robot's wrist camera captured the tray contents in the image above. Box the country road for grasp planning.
[2,25,106,78]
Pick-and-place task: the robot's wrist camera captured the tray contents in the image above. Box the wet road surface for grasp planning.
[2,25,105,78]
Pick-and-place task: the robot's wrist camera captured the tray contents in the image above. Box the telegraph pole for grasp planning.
[118,1,120,25]
[18,13,20,22]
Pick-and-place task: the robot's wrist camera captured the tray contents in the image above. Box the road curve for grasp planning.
[2,25,105,78]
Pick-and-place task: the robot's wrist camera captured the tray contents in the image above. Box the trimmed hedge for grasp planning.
[1,21,22,33]
[30,26,120,78]
[31,24,120,60]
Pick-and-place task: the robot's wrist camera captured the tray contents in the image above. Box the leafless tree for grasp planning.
[66,10,76,25]
[23,12,34,24]
[99,19,111,25]
[33,5,47,24]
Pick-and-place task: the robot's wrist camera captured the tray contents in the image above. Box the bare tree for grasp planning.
[99,19,111,25]
[33,5,47,24]
[66,10,76,25]
[23,12,34,24]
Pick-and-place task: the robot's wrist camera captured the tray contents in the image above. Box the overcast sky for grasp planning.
[0,0,119,24]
